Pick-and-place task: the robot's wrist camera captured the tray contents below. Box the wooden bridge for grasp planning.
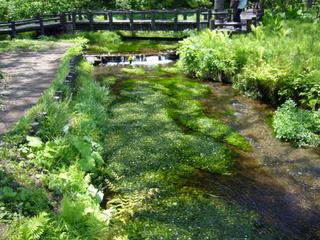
[0,5,263,38]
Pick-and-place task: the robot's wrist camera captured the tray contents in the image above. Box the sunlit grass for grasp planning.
[0,39,56,52]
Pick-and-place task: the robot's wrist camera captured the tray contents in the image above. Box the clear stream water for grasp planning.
[200,82,320,239]
[89,41,320,239]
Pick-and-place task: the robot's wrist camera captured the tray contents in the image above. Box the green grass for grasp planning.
[88,40,178,54]
[0,39,56,52]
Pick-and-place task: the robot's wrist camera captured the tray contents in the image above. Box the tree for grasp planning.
[214,0,224,11]
[306,0,313,8]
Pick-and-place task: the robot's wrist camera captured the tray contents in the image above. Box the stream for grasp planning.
[200,82,320,239]
[89,40,320,239]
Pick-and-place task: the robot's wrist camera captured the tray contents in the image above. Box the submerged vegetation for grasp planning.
[0,33,275,238]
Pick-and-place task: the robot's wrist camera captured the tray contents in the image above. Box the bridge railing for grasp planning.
[0,7,263,38]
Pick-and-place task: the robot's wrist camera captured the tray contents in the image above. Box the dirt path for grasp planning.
[0,42,73,136]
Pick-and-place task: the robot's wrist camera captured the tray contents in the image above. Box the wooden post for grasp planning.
[35,13,41,20]
[68,11,71,21]
[142,12,146,20]
[227,10,232,22]
[122,10,126,20]
[210,19,215,30]
[79,10,82,20]
[39,17,45,36]
[72,11,76,33]
[88,10,94,31]
[9,21,17,38]
[203,7,207,20]
[151,10,155,31]
[129,10,134,31]
[252,17,257,27]
[196,9,200,31]
[53,12,58,22]
[174,9,178,32]
[208,9,212,24]
[104,9,108,20]
[183,8,187,20]
[60,12,67,33]
[246,19,252,33]
[109,10,113,31]
[162,8,166,20]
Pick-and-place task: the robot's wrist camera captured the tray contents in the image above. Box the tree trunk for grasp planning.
[214,0,224,11]
[306,0,313,8]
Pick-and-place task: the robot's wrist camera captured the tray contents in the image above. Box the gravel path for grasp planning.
[0,42,73,136]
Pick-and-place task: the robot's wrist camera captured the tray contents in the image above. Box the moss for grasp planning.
[120,66,147,76]
[100,76,121,87]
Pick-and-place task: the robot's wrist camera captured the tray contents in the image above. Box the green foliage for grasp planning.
[273,99,320,147]
[59,31,121,43]
[178,20,320,109]
[0,39,55,53]
[15,212,50,240]
[178,29,237,80]
[0,165,50,222]
[0,0,99,21]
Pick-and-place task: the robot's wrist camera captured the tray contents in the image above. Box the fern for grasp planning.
[18,212,50,240]
[107,188,159,224]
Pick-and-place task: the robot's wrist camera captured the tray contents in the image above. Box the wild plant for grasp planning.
[273,99,320,146]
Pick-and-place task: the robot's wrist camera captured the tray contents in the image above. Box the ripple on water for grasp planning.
[200,81,320,239]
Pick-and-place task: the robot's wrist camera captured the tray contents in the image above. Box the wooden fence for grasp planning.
[0,5,263,38]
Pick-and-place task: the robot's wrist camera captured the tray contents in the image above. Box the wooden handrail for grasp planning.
[0,8,263,38]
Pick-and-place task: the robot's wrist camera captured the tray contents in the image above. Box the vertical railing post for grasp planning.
[88,10,94,31]
[252,17,257,27]
[78,10,83,20]
[196,9,200,31]
[210,19,215,30]
[72,11,76,33]
[151,10,155,31]
[39,17,45,36]
[208,9,212,25]
[162,8,166,20]
[129,10,134,31]
[122,9,126,20]
[60,12,67,33]
[173,9,178,32]
[246,19,252,33]
[9,20,17,38]
[68,11,72,21]
[53,12,58,22]
[227,10,232,22]
[109,10,113,30]
[104,9,108,20]
[183,8,187,20]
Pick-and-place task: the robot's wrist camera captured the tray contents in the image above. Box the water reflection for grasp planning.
[201,81,320,239]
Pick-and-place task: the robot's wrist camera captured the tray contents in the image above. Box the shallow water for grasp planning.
[200,82,320,239]
[90,40,320,238]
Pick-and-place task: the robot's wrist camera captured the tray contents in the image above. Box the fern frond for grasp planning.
[19,212,50,240]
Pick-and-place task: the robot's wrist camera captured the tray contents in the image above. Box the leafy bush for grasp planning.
[273,99,320,146]
[178,19,320,108]
[178,29,236,81]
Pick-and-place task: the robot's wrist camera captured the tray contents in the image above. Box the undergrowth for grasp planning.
[178,13,320,146]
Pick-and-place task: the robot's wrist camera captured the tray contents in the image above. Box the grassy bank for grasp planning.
[178,18,320,146]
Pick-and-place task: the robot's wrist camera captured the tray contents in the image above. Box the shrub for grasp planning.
[273,99,320,146]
